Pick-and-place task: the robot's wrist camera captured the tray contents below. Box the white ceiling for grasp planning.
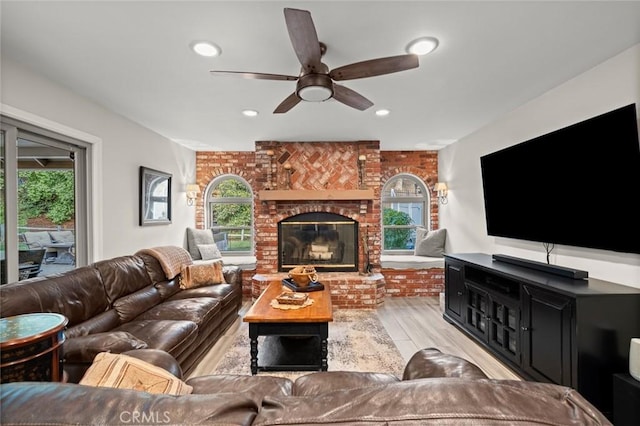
[2,1,639,152]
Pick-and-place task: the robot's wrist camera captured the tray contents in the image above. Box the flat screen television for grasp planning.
[480,103,640,255]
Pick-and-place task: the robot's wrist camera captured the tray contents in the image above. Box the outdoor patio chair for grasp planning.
[22,231,75,264]
[22,231,58,260]
[18,248,46,280]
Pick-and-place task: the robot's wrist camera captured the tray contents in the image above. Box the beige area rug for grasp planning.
[201,310,406,380]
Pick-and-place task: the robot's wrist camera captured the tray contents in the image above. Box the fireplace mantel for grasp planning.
[258,189,375,201]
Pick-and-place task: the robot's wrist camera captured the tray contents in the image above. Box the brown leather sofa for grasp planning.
[0,348,611,425]
[0,247,242,381]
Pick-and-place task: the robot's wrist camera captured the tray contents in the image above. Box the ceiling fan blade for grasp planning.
[333,84,374,111]
[274,92,302,114]
[209,70,298,81]
[284,8,323,72]
[330,54,419,81]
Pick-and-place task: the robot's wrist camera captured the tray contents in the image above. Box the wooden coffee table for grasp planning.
[243,280,333,374]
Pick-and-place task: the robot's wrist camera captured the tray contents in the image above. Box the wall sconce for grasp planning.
[186,184,200,206]
[358,154,366,189]
[283,162,293,189]
[434,182,448,205]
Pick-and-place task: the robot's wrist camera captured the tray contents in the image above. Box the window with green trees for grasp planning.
[17,170,75,226]
[207,176,253,254]
[382,174,430,253]
[1,170,75,233]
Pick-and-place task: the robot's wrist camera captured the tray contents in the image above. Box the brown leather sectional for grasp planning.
[0,249,612,424]
[0,249,242,381]
[0,348,611,425]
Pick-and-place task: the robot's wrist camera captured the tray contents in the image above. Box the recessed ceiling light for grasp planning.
[242,109,258,117]
[375,109,390,116]
[191,41,221,57]
[406,37,439,56]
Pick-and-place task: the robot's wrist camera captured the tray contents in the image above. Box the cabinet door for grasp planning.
[521,285,573,386]
[445,261,465,323]
[488,293,521,365]
[465,283,490,341]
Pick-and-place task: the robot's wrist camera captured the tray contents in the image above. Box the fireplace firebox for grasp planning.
[278,212,358,272]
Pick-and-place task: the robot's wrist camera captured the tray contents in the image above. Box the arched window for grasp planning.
[381,174,430,254]
[206,175,253,255]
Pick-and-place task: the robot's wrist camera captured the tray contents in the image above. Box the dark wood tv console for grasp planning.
[443,253,640,417]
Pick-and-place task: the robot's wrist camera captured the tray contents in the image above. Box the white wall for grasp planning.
[439,44,640,288]
[1,59,197,260]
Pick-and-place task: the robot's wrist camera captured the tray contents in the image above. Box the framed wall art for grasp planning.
[139,166,172,226]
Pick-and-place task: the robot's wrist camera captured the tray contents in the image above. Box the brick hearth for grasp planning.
[252,272,386,309]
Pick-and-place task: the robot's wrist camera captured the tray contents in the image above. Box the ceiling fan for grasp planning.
[210,8,419,113]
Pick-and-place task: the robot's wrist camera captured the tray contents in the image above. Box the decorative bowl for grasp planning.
[288,265,318,288]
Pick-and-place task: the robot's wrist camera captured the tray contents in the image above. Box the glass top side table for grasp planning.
[1,312,68,383]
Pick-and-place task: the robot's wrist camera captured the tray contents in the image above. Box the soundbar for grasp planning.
[492,254,588,279]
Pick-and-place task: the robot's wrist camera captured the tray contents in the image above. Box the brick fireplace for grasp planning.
[253,140,381,275]
[249,141,385,308]
[195,142,443,307]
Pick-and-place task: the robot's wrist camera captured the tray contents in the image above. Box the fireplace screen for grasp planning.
[278,212,358,272]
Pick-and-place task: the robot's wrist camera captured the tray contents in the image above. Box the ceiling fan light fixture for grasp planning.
[210,8,421,113]
[191,41,221,57]
[296,74,334,102]
[298,85,333,102]
[406,37,439,56]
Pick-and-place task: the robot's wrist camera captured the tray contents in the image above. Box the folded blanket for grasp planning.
[136,246,193,279]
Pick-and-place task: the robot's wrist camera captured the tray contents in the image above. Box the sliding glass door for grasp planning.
[1,117,88,284]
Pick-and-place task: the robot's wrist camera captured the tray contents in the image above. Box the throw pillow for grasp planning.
[414,226,428,248]
[186,227,215,260]
[180,260,225,289]
[79,352,193,395]
[414,228,447,257]
[198,243,222,261]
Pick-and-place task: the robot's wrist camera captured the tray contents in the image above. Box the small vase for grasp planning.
[630,338,640,381]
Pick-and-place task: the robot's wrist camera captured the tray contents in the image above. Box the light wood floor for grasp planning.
[377,296,522,380]
[189,296,522,380]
